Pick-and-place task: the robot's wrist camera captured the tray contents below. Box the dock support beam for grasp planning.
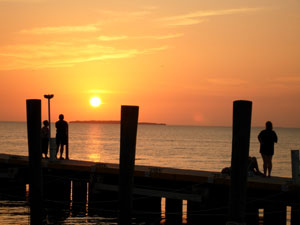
[26,99,44,225]
[118,105,139,225]
[227,100,252,225]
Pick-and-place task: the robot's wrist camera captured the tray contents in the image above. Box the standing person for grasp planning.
[41,120,50,159]
[258,121,278,177]
[55,114,68,160]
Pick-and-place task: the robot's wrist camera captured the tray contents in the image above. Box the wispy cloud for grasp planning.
[98,35,128,41]
[97,33,183,41]
[0,42,168,70]
[98,8,155,18]
[160,8,263,26]
[139,33,184,40]
[20,24,100,35]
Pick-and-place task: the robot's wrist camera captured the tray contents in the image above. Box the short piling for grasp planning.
[72,180,87,215]
[291,196,300,225]
[227,100,252,224]
[118,105,139,225]
[264,204,286,225]
[26,99,44,224]
[165,198,182,224]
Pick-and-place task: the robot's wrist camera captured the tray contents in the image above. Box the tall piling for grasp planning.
[26,99,44,224]
[227,100,252,224]
[118,105,139,225]
[291,150,300,225]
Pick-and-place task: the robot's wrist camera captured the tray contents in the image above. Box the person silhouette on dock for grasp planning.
[221,156,264,177]
[55,114,69,160]
[41,120,49,159]
[258,121,278,177]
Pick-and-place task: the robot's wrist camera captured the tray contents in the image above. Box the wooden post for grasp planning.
[291,194,300,225]
[133,194,161,223]
[227,100,252,225]
[165,198,182,224]
[291,150,300,225]
[26,99,44,224]
[291,150,300,184]
[118,105,139,225]
[264,204,286,225]
[72,180,87,216]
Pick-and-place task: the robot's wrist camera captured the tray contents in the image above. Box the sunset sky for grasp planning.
[0,0,299,127]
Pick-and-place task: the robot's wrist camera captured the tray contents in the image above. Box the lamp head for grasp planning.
[44,94,54,99]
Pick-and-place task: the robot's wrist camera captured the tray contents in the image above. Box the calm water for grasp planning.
[0,122,299,224]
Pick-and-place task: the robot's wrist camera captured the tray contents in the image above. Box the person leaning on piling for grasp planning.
[258,121,278,177]
[55,114,68,160]
[41,120,50,159]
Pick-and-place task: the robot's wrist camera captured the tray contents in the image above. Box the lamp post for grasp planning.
[44,94,54,137]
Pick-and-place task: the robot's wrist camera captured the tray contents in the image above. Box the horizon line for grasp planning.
[0,120,299,129]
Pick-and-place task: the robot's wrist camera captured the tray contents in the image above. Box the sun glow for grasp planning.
[90,97,101,107]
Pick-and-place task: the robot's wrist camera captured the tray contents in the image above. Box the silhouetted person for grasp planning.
[248,156,264,176]
[55,114,68,160]
[41,120,49,159]
[258,121,278,177]
[221,156,264,176]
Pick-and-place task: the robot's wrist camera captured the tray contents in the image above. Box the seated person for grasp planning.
[247,156,264,176]
[221,156,264,177]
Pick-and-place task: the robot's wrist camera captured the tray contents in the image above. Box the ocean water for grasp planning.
[0,122,299,224]
[0,122,298,177]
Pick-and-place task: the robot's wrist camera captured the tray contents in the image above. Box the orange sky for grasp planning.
[0,0,300,127]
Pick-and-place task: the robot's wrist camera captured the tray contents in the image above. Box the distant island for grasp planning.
[70,120,166,126]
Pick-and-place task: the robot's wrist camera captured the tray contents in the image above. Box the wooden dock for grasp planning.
[0,153,299,225]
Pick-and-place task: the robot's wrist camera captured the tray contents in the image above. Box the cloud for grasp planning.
[0,42,168,70]
[98,35,128,41]
[97,33,183,41]
[20,24,100,35]
[98,8,155,18]
[139,33,184,40]
[160,7,262,26]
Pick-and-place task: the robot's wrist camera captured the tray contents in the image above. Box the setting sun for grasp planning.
[90,97,102,107]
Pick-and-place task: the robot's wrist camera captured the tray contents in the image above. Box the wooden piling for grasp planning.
[291,195,300,225]
[72,180,87,215]
[291,150,300,184]
[118,105,139,225]
[165,198,182,224]
[263,204,286,225]
[133,194,161,223]
[291,150,300,225]
[187,200,204,225]
[228,100,252,224]
[26,99,44,224]
[119,106,139,225]
[88,174,119,217]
